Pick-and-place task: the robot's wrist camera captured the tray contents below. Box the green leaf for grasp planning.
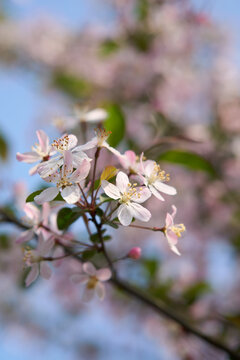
[57,207,81,230]
[0,132,8,161]
[103,235,112,242]
[90,233,100,243]
[182,281,212,305]
[158,150,217,177]
[99,193,112,204]
[143,258,159,279]
[52,71,92,99]
[82,250,96,261]
[135,0,149,21]
[104,219,119,229]
[104,104,125,147]
[100,39,120,56]
[0,234,10,250]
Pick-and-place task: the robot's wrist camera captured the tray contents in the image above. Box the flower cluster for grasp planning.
[16,112,185,299]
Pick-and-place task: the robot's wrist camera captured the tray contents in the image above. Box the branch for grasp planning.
[1,207,240,359]
[111,277,240,360]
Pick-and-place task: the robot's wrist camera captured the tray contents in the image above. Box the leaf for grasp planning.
[104,219,119,229]
[158,150,217,177]
[0,234,10,250]
[0,132,8,161]
[100,39,120,56]
[100,166,118,183]
[99,193,112,204]
[135,0,149,21]
[82,250,96,261]
[57,207,81,230]
[143,259,159,279]
[182,281,212,305]
[90,233,100,243]
[104,104,125,147]
[52,71,92,99]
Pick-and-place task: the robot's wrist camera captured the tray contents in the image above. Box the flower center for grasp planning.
[120,183,141,204]
[87,276,98,289]
[171,224,186,238]
[23,248,40,266]
[148,164,170,184]
[32,144,48,157]
[95,128,112,146]
[52,135,70,152]
[56,176,73,189]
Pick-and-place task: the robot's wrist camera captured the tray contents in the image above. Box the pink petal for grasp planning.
[25,264,39,287]
[29,163,40,175]
[95,282,105,300]
[61,184,80,204]
[16,229,34,244]
[129,203,151,222]
[117,204,132,226]
[165,213,174,228]
[83,262,96,276]
[82,288,94,302]
[63,150,73,176]
[116,171,129,194]
[38,236,54,256]
[36,130,49,154]
[166,229,178,246]
[40,262,52,279]
[96,268,112,281]
[23,203,40,222]
[101,180,121,200]
[144,161,156,177]
[71,274,89,284]
[34,187,59,204]
[41,202,50,226]
[154,181,177,195]
[171,205,177,219]
[16,151,41,163]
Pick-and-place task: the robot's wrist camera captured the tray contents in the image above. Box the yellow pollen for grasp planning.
[171,224,186,238]
[87,276,98,289]
[52,135,70,151]
[95,128,111,146]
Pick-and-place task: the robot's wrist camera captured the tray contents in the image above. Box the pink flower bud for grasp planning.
[128,247,142,260]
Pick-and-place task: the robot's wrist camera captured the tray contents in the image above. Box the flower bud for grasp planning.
[128,247,142,260]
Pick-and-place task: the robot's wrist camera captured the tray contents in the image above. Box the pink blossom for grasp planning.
[102,171,151,226]
[24,234,54,287]
[128,247,142,259]
[164,205,185,256]
[71,262,112,301]
[16,130,55,175]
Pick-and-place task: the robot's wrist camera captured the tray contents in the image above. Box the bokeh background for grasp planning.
[0,0,240,359]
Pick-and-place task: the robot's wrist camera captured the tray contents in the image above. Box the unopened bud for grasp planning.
[128,247,142,260]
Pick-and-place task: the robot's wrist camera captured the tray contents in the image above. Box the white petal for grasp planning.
[170,205,177,219]
[84,108,107,122]
[129,203,151,222]
[131,187,151,203]
[96,268,112,281]
[154,181,177,195]
[16,151,41,163]
[71,274,89,284]
[16,229,34,244]
[38,236,54,256]
[83,262,96,276]
[67,134,78,149]
[117,204,132,226]
[34,187,59,204]
[101,180,121,200]
[38,157,63,177]
[40,262,52,279]
[149,185,165,201]
[70,159,91,183]
[36,130,49,154]
[95,282,106,300]
[116,171,129,194]
[25,264,39,287]
[74,138,98,152]
[61,185,80,204]
[144,161,156,177]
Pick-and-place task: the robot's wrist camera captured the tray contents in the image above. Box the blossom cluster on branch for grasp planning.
[16,110,185,298]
